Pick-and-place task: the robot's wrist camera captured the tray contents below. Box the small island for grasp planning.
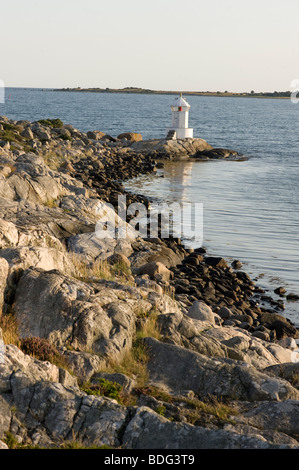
[53,87,292,100]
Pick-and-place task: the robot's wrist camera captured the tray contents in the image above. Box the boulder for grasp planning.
[107,252,131,268]
[130,138,213,160]
[186,300,215,324]
[259,312,297,339]
[0,219,19,248]
[67,232,117,262]
[157,311,227,358]
[204,257,229,269]
[232,260,243,269]
[143,337,299,401]
[87,131,106,140]
[0,348,127,448]
[21,127,34,140]
[14,269,137,361]
[0,247,74,276]
[264,363,299,385]
[123,407,298,449]
[204,325,295,369]
[117,132,142,143]
[136,261,172,282]
[234,400,299,437]
[274,286,287,296]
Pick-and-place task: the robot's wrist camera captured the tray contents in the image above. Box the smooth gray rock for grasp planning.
[14,268,136,361]
[143,337,299,401]
[234,400,299,437]
[186,300,215,324]
[123,407,298,449]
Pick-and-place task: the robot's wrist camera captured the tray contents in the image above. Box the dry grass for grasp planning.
[0,313,21,348]
[98,311,161,394]
[136,311,161,341]
[43,150,66,170]
[71,256,114,282]
[71,255,133,285]
[182,396,237,425]
[44,198,59,208]
[102,340,149,391]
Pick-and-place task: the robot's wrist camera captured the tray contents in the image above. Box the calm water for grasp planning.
[1,88,299,325]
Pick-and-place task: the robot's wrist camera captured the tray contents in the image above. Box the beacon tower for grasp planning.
[167,94,193,140]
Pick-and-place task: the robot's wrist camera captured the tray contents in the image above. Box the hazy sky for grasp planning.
[1,0,298,92]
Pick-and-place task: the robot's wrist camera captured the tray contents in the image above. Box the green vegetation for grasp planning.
[58,133,72,141]
[0,129,23,143]
[44,198,60,208]
[4,432,41,449]
[103,338,149,391]
[80,378,122,401]
[133,385,237,426]
[38,118,64,128]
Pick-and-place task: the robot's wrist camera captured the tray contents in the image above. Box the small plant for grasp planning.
[155,405,166,417]
[43,150,67,170]
[0,129,23,143]
[71,256,133,285]
[20,336,68,369]
[4,432,22,449]
[182,396,237,426]
[110,260,132,279]
[59,440,111,449]
[81,378,122,401]
[44,198,59,208]
[72,257,113,282]
[58,134,72,141]
[38,118,64,128]
[134,385,172,403]
[102,339,149,390]
[3,432,41,449]
[135,311,161,341]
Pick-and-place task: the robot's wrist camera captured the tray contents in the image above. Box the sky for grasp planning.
[1,0,299,92]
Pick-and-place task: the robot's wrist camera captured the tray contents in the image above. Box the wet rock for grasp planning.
[204,257,229,269]
[274,286,287,296]
[287,293,299,301]
[258,311,297,339]
[232,260,243,269]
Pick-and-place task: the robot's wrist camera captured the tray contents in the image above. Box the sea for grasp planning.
[1,87,299,326]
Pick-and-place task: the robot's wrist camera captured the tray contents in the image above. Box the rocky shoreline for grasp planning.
[0,116,299,450]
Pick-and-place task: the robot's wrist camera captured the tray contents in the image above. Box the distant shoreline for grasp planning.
[52,87,291,100]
